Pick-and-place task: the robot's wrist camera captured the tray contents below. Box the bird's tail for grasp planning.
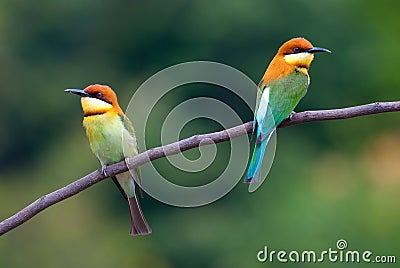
[245,139,267,183]
[128,195,152,236]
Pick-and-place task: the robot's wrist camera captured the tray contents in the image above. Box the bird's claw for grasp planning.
[101,165,108,177]
[289,111,296,120]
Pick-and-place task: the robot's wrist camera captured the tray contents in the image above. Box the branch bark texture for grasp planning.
[1,101,400,235]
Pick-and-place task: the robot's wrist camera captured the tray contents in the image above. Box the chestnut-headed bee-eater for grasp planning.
[245,37,331,183]
[65,84,151,236]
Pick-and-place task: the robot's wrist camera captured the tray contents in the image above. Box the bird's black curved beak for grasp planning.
[65,89,91,97]
[307,47,331,54]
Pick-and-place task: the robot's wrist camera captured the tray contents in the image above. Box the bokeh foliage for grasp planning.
[1,0,400,267]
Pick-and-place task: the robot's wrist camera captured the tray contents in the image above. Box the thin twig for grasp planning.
[1,101,400,235]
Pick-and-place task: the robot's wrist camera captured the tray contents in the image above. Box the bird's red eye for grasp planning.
[293,47,300,53]
[96,92,103,99]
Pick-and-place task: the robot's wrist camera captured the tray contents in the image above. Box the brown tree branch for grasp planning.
[1,101,400,235]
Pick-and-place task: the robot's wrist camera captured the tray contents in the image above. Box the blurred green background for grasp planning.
[1,0,400,267]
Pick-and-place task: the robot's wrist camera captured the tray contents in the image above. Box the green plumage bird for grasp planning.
[246,38,331,183]
[66,84,152,236]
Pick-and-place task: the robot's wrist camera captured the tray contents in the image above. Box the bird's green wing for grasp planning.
[268,71,309,125]
[118,114,138,157]
[118,114,142,187]
[119,114,136,142]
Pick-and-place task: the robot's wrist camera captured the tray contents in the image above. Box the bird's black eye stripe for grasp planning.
[283,47,305,55]
[90,92,112,104]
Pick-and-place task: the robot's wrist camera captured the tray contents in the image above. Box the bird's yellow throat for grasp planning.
[81,97,113,116]
[284,52,314,69]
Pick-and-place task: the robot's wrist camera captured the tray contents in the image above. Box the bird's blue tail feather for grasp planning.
[245,129,269,183]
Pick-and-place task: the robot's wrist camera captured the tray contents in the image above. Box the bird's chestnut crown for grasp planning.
[84,84,118,105]
[279,38,314,55]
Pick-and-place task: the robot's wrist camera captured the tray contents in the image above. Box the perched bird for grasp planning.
[245,37,330,183]
[65,84,151,235]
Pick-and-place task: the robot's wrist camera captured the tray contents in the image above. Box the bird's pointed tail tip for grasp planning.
[244,177,254,184]
[130,227,152,236]
[128,196,152,236]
